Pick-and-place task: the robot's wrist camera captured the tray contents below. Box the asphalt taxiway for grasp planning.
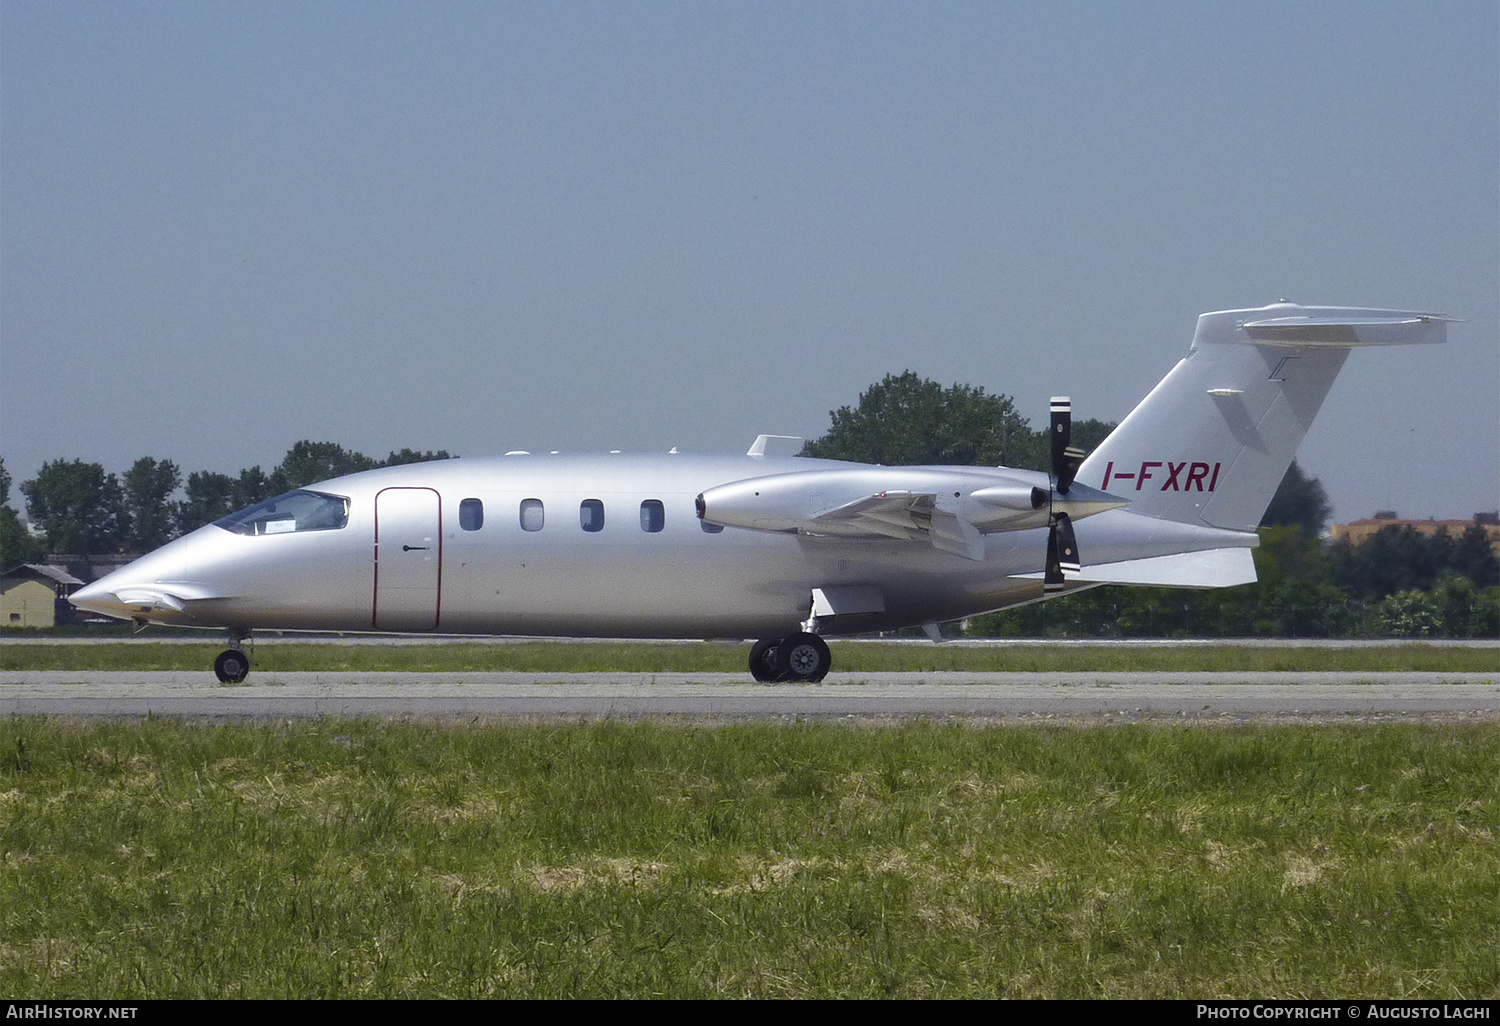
[1,670,1495,721]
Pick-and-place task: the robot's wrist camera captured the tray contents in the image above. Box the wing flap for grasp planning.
[928,509,985,561]
[807,491,985,560]
[814,490,930,520]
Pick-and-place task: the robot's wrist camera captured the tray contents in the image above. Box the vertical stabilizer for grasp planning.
[1077,303,1449,531]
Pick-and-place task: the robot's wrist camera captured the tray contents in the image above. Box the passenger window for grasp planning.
[640,499,664,533]
[580,499,604,533]
[459,498,484,531]
[700,520,724,534]
[519,498,544,532]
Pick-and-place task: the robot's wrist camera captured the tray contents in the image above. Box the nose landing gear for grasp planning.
[214,630,252,683]
[747,631,831,682]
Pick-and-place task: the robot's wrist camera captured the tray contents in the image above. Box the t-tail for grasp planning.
[1077,303,1452,532]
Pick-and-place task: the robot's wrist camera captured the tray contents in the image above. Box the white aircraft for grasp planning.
[70,302,1449,683]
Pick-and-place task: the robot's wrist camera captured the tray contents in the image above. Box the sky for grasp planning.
[2,0,1496,525]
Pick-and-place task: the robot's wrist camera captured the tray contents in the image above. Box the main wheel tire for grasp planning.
[214,649,249,683]
[776,632,831,682]
[748,638,781,682]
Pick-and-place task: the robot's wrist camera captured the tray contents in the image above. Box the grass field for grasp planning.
[1,719,1495,998]
[2,639,1497,674]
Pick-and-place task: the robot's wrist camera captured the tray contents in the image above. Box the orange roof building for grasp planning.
[1330,511,1500,551]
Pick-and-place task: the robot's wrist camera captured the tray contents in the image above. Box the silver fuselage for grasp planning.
[73,453,1087,637]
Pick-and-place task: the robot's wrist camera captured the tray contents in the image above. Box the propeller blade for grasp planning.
[1054,512,1080,574]
[1043,514,1080,593]
[1046,398,1088,586]
[1044,527,1065,591]
[1050,396,1085,493]
[1049,396,1071,478]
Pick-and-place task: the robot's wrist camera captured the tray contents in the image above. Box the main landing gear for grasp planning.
[748,631,831,682]
[214,629,252,683]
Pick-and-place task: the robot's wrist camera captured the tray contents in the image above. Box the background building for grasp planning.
[1331,511,1500,551]
[0,563,84,628]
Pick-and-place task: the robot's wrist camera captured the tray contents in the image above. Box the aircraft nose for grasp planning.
[69,577,130,619]
[70,573,197,620]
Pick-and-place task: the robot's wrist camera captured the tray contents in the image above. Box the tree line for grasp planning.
[0,442,451,563]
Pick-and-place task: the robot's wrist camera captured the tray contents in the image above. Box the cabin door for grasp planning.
[373,487,441,631]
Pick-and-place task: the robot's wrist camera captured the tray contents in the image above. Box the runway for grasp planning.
[2,670,1495,721]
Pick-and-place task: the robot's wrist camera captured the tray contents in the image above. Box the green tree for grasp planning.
[19,459,129,554]
[1333,524,1447,599]
[175,466,276,533]
[1368,590,1443,638]
[232,466,272,508]
[381,448,455,467]
[176,471,236,534]
[123,457,182,551]
[1475,586,1500,638]
[268,441,377,493]
[1260,459,1331,535]
[1450,522,1499,588]
[803,371,1042,468]
[1065,419,1116,466]
[803,372,1117,472]
[0,457,44,567]
[1254,523,1334,583]
[1431,573,1485,639]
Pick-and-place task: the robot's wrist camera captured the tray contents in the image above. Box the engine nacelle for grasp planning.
[696,466,1126,539]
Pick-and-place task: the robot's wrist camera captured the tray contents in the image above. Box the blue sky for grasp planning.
[2,0,1495,523]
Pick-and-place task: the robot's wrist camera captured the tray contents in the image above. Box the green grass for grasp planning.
[2,639,1496,674]
[1,719,1495,998]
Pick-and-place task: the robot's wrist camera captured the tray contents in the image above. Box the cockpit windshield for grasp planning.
[214,490,350,536]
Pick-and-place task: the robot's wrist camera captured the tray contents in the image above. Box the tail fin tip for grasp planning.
[1195,302,1455,349]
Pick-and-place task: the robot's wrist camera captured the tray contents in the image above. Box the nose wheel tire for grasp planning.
[775,632,831,682]
[214,649,250,683]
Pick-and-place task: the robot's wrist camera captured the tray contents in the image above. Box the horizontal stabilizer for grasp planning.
[1236,310,1456,347]
[1070,547,1256,588]
[1197,304,1454,348]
